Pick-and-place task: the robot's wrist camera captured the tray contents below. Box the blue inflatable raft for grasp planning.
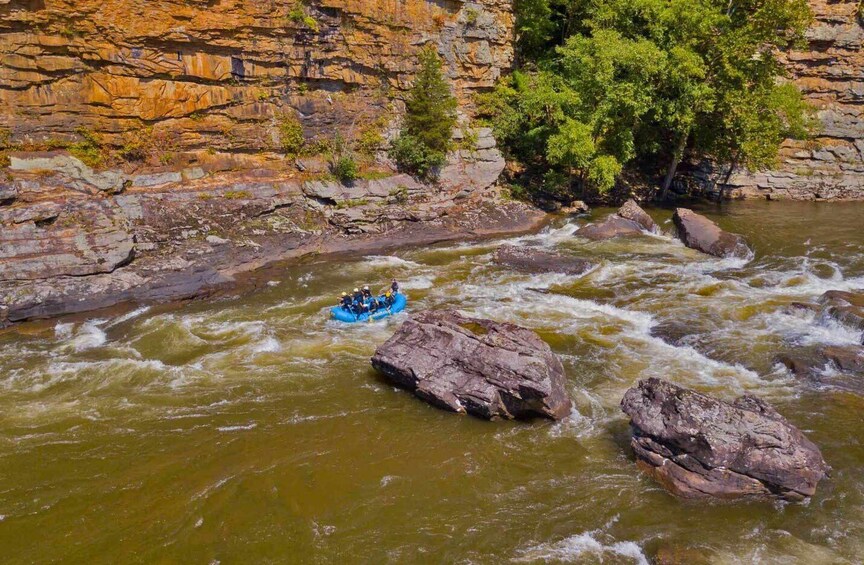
[330,293,407,323]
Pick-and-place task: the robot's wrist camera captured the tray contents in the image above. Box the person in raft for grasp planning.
[339,292,353,311]
[391,279,399,294]
[352,288,368,314]
[362,285,373,300]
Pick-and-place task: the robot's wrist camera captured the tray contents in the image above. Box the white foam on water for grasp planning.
[252,336,281,353]
[514,528,648,564]
[65,323,107,352]
[362,255,422,269]
[402,274,437,290]
[216,422,257,432]
[757,309,864,347]
[54,322,74,340]
[105,306,151,328]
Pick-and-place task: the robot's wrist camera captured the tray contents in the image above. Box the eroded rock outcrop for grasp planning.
[371,310,572,420]
[0,189,134,280]
[672,208,751,258]
[621,378,830,501]
[575,199,656,241]
[493,245,592,276]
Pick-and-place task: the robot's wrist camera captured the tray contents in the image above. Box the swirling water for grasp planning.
[1,201,863,563]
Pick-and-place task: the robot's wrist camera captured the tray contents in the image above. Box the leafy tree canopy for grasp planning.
[483,0,814,198]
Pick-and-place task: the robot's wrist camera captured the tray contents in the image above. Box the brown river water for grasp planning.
[1,201,863,563]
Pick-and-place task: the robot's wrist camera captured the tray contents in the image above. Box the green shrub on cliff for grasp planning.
[68,127,105,169]
[486,0,814,200]
[390,48,458,180]
[275,111,305,156]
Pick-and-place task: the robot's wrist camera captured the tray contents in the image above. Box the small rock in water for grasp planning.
[620,378,830,501]
[616,199,658,233]
[561,200,590,215]
[371,310,572,420]
[493,245,593,276]
[672,208,751,258]
[575,199,655,240]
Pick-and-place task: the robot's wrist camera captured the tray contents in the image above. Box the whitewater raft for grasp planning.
[330,293,407,323]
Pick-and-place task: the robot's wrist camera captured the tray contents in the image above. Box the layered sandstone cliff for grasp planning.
[1,0,512,155]
[694,0,863,200]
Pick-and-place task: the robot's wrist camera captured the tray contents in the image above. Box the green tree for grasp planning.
[390,48,458,180]
[483,0,814,201]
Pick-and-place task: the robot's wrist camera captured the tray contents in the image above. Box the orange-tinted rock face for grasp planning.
[697,0,863,200]
[0,0,513,155]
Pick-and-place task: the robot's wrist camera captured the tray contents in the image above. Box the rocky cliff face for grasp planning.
[694,0,863,200]
[0,0,524,326]
[1,0,513,156]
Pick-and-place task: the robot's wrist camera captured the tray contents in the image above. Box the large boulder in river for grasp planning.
[494,245,593,276]
[620,378,829,501]
[575,199,656,240]
[371,310,572,420]
[672,208,751,258]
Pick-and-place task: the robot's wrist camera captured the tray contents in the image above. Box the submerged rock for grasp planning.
[672,208,751,258]
[493,245,593,276]
[819,290,864,335]
[620,378,829,501]
[371,310,572,420]
[575,199,655,240]
[777,345,864,394]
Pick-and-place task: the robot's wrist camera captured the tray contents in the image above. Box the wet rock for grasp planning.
[575,200,655,240]
[620,378,830,501]
[371,310,572,420]
[819,290,864,335]
[576,215,644,240]
[561,200,590,215]
[649,320,695,347]
[821,345,864,373]
[616,199,657,233]
[777,345,864,394]
[493,245,592,276]
[672,208,751,258]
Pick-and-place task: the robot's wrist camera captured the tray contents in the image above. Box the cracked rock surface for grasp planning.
[371,310,572,420]
[620,378,830,501]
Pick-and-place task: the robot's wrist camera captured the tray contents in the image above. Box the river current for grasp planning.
[1,201,863,563]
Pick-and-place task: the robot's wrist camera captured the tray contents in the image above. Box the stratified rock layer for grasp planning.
[672,208,751,258]
[621,378,830,501]
[0,0,513,153]
[371,310,572,420]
